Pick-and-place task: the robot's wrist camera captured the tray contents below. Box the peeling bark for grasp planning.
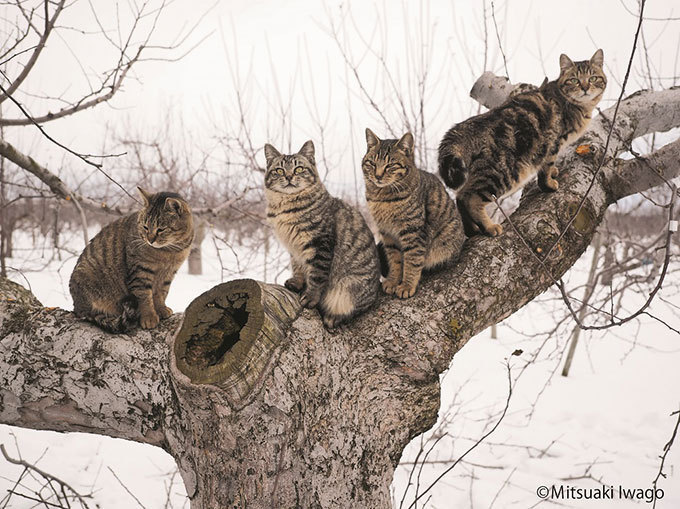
[1,80,679,508]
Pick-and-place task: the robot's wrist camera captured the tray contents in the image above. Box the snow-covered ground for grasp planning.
[2,229,679,508]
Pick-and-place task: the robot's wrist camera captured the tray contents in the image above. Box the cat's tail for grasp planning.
[90,295,139,333]
[438,139,467,190]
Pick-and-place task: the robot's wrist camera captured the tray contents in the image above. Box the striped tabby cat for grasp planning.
[264,140,380,328]
[70,188,194,332]
[438,49,606,237]
[363,129,465,299]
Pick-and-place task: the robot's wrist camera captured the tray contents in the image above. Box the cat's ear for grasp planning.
[264,144,281,166]
[137,186,152,207]
[396,132,414,157]
[298,140,315,165]
[590,49,604,68]
[165,197,185,215]
[365,128,379,150]
[559,54,575,72]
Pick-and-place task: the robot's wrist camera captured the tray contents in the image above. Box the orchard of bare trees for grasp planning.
[1,1,679,508]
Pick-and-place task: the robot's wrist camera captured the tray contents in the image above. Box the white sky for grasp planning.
[3,0,680,199]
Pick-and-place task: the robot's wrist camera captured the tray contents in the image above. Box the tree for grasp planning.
[2,75,679,507]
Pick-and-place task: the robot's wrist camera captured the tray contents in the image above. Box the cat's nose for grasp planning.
[148,233,157,244]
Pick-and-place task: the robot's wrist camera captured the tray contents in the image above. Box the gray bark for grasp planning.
[1,81,679,508]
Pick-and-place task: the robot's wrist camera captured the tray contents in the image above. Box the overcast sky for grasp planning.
[4,0,679,197]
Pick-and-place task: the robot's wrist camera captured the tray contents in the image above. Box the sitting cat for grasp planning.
[264,140,380,328]
[362,129,465,299]
[70,188,194,332]
[438,49,606,237]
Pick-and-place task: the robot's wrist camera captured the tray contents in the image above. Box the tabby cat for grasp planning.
[70,188,194,333]
[438,49,606,237]
[363,129,465,299]
[264,140,380,328]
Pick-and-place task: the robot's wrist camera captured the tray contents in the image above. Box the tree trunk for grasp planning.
[1,82,679,508]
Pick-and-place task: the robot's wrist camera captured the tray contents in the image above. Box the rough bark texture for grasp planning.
[1,79,679,508]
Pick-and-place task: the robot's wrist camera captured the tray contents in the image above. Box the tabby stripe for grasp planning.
[367,195,408,203]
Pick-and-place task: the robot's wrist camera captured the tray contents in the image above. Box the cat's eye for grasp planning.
[274,168,285,175]
[588,76,599,83]
[567,78,579,85]
[293,166,305,175]
[364,160,375,169]
[387,164,401,171]
[157,228,166,233]
[143,225,149,231]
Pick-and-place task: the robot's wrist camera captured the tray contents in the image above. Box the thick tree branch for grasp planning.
[608,137,680,200]
[0,279,175,447]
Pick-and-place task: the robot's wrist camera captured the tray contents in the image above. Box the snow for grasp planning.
[3,230,679,508]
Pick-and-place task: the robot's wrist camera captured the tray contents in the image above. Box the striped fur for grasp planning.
[264,141,380,328]
[70,188,194,333]
[438,49,606,237]
[363,129,465,299]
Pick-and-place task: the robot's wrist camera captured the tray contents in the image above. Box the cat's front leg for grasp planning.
[380,233,404,295]
[300,270,325,309]
[537,164,559,192]
[284,257,306,293]
[129,271,159,328]
[153,278,174,320]
[300,258,330,309]
[393,238,426,299]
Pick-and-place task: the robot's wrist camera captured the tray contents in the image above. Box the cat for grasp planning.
[264,140,380,328]
[70,187,194,333]
[438,49,606,237]
[362,129,465,299]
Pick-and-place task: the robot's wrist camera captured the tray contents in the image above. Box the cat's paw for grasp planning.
[394,283,417,299]
[300,291,320,309]
[539,167,559,192]
[381,280,399,295]
[484,223,503,237]
[545,179,559,192]
[157,305,173,320]
[284,277,305,293]
[140,311,160,329]
[323,314,344,330]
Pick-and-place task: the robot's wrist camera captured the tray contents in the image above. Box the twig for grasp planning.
[652,409,680,509]
[0,443,91,509]
[107,467,147,509]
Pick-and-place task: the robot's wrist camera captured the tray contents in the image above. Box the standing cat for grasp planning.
[438,49,606,237]
[70,188,194,333]
[363,129,465,299]
[264,140,380,328]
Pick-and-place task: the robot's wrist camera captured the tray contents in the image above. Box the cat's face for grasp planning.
[362,129,414,188]
[558,49,606,105]
[137,188,193,249]
[264,141,319,195]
